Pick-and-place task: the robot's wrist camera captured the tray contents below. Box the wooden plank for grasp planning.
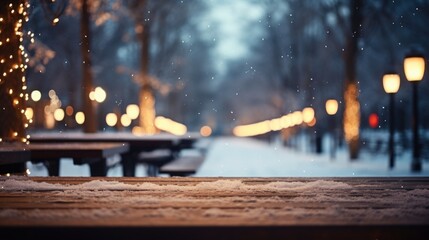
[0,177,428,239]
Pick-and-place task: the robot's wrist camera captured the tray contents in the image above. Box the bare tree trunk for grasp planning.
[80,0,96,133]
[138,22,157,134]
[0,0,28,143]
[343,0,362,159]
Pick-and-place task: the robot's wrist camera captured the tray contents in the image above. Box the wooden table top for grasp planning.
[0,177,428,240]
[26,142,129,159]
[29,132,200,142]
[29,132,201,151]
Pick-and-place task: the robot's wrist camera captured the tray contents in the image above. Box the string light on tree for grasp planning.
[0,1,31,144]
[139,86,157,134]
[344,84,360,159]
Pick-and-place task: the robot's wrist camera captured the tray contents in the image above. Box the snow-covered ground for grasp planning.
[195,136,429,177]
[27,134,429,177]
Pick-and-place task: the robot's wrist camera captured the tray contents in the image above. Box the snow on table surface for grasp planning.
[0,176,428,228]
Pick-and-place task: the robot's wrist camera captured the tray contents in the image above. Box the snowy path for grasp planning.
[195,137,429,177]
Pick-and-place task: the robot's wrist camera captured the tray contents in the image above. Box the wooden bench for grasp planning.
[159,156,204,176]
[138,149,174,176]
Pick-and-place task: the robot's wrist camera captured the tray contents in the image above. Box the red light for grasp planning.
[369,113,379,128]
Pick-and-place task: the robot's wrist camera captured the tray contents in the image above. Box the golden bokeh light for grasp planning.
[53,108,65,121]
[75,112,85,125]
[126,104,140,120]
[30,90,41,102]
[121,114,131,127]
[200,125,212,137]
[106,113,117,127]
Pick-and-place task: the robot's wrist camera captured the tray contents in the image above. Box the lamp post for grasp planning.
[404,53,425,172]
[325,99,339,159]
[382,73,400,169]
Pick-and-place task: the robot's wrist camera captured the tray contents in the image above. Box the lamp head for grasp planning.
[404,48,425,82]
[382,72,400,94]
[325,99,338,115]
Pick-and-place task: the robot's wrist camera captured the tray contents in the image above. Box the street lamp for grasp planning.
[325,99,338,159]
[382,73,400,169]
[326,99,338,116]
[404,52,425,172]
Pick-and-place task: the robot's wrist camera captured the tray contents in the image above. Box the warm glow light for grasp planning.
[44,112,55,129]
[52,17,59,24]
[25,107,33,120]
[106,113,118,127]
[0,2,30,143]
[89,91,95,101]
[120,114,131,127]
[269,118,282,131]
[48,89,56,99]
[383,73,400,93]
[200,125,212,137]
[291,111,303,125]
[94,87,106,103]
[308,117,317,127]
[31,90,41,102]
[65,106,74,116]
[139,88,157,134]
[233,120,271,137]
[344,84,360,142]
[233,107,313,137]
[281,115,291,128]
[75,112,85,124]
[154,116,187,136]
[126,104,140,120]
[325,99,339,115]
[369,113,379,129]
[302,107,315,124]
[404,56,425,82]
[53,108,65,121]
[132,126,144,135]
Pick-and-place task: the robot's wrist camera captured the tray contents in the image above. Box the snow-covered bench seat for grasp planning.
[137,149,175,176]
[159,156,205,176]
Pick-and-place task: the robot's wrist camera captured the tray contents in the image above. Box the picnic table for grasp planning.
[0,177,428,240]
[0,145,30,165]
[27,142,129,176]
[1,143,128,176]
[29,132,201,176]
[0,145,30,175]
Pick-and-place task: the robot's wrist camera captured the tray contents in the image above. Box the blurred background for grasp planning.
[14,0,429,176]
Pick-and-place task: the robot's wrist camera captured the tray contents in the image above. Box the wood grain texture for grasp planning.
[0,177,428,240]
